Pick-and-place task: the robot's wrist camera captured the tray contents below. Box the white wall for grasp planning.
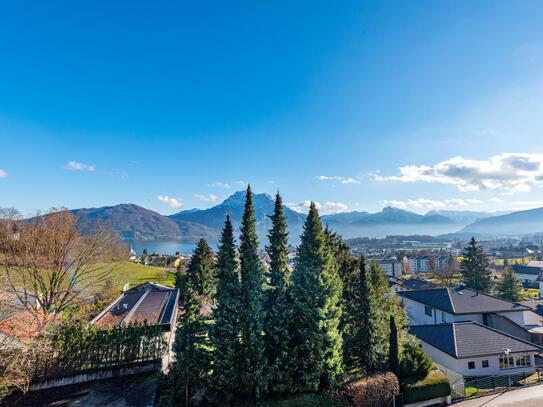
[418,340,536,378]
[403,298,454,325]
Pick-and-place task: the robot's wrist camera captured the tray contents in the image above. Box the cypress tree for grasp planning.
[210,215,242,403]
[388,315,400,378]
[496,267,523,301]
[187,239,216,300]
[287,202,343,392]
[461,237,492,293]
[175,259,188,305]
[238,185,267,399]
[264,192,291,393]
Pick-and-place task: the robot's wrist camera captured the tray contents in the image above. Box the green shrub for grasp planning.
[400,340,432,381]
[403,370,451,404]
[333,372,400,406]
[257,393,339,407]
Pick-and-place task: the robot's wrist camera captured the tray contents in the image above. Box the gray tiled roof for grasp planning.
[410,322,542,358]
[512,264,543,276]
[399,287,530,315]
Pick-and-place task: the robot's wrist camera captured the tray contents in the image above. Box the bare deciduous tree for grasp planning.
[432,256,459,287]
[0,207,125,395]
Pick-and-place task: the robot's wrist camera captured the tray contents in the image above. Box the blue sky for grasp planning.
[2,1,543,216]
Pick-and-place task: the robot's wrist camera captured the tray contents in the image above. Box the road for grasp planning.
[454,384,543,407]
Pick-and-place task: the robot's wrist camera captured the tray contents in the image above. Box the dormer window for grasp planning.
[425,305,433,317]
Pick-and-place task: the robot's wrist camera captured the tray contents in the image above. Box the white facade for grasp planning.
[418,340,536,378]
[407,255,449,273]
[377,260,403,277]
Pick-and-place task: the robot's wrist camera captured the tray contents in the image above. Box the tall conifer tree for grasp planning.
[238,185,267,399]
[496,267,523,301]
[388,315,400,378]
[264,192,291,393]
[211,215,242,403]
[461,237,492,293]
[165,275,210,406]
[187,239,216,301]
[287,202,344,392]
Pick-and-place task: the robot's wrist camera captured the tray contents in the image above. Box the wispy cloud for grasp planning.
[194,194,220,203]
[384,198,484,210]
[208,181,231,189]
[234,180,248,188]
[66,160,96,172]
[317,175,360,185]
[286,200,348,215]
[375,153,543,192]
[157,195,183,209]
[511,200,543,209]
[0,169,7,178]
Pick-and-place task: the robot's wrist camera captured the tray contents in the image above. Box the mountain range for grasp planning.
[62,191,543,243]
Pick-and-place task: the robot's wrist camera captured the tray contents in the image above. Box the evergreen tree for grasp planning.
[264,192,292,393]
[164,274,210,406]
[461,237,492,293]
[210,215,242,403]
[400,339,432,381]
[287,202,343,392]
[343,256,381,372]
[187,239,216,300]
[175,259,187,305]
[496,267,523,301]
[238,185,267,399]
[388,315,400,378]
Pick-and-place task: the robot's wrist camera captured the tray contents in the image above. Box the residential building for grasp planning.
[388,277,436,295]
[377,258,404,277]
[90,282,180,369]
[410,322,542,378]
[399,287,543,345]
[407,255,449,273]
[511,264,543,286]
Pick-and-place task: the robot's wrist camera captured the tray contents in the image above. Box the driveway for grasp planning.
[454,383,543,407]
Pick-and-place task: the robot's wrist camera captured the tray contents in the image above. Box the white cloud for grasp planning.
[317,175,360,185]
[286,200,348,215]
[194,194,220,203]
[234,180,248,187]
[0,169,7,178]
[511,200,543,209]
[383,198,484,210]
[375,153,543,192]
[157,195,183,209]
[208,182,231,189]
[66,161,95,172]
[489,197,505,203]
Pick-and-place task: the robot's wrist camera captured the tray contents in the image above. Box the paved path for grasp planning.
[454,384,543,407]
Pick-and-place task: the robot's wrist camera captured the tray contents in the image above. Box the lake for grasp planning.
[127,240,219,255]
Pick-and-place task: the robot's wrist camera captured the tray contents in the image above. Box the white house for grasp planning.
[399,287,543,344]
[410,322,542,379]
[511,264,543,286]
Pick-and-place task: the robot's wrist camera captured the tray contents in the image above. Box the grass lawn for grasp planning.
[522,288,540,299]
[465,386,478,397]
[93,261,175,293]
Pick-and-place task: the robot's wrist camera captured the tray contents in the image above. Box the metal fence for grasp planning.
[463,368,543,399]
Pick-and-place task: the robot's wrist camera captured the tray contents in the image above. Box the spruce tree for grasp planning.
[264,192,291,393]
[496,267,523,301]
[344,256,380,372]
[461,237,492,293]
[210,215,242,403]
[187,239,216,300]
[165,275,210,406]
[388,315,400,378]
[238,185,267,399]
[175,259,188,305]
[287,202,343,392]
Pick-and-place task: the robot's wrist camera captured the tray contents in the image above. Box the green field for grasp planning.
[95,261,175,293]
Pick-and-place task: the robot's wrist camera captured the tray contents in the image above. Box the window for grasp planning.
[424,305,433,317]
[468,361,475,370]
[482,360,489,368]
[499,353,531,369]
[441,311,446,323]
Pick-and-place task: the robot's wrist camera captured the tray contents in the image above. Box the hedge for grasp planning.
[403,370,451,404]
[334,372,400,406]
[256,393,340,407]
